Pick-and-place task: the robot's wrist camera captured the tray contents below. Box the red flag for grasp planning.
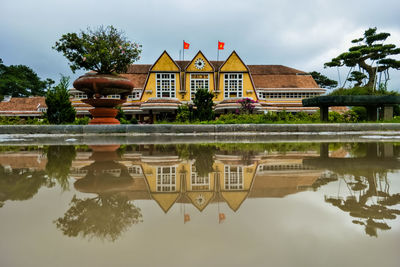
[183,41,190,50]
[219,213,226,224]
[184,213,190,223]
[218,41,225,50]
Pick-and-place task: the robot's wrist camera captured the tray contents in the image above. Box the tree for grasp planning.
[0,58,53,99]
[324,27,400,89]
[193,89,214,121]
[309,71,338,89]
[45,75,76,124]
[53,25,142,74]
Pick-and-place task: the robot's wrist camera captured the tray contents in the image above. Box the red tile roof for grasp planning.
[0,97,46,111]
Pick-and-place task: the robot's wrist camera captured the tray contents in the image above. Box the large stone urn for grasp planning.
[73,74,134,125]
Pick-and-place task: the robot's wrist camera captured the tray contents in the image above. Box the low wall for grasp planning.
[0,123,400,135]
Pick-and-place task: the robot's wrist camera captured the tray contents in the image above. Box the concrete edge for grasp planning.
[0,123,400,135]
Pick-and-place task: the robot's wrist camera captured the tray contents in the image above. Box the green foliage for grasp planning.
[324,27,400,88]
[329,86,399,96]
[45,75,76,124]
[53,25,142,74]
[177,144,216,177]
[55,194,142,241]
[351,106,368,121]
[193,89,214,121]
[45,146,76,191]
[328,110,358,123]
[176,104,191,122]
[0,116,48,125]
[130,117,138,124]
[0,166,51,208]
[0,59,53,98]
[309,71,338,89]
[211,111,320,124]
[347,71,367,87]
[73,117,90,125]
[115,106,127,124]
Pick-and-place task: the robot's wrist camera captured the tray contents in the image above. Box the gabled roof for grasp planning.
[184,50,215,72]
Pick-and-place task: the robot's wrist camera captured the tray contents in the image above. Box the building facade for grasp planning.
[67,50,325,121]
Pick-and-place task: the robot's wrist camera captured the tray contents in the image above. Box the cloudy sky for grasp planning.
[1,0,399,91]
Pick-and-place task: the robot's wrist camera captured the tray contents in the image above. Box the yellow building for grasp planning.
[70,50,325,121]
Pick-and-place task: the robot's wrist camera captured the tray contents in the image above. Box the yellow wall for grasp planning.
[140,50,258,103]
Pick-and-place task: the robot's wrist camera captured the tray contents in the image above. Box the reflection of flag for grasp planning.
[219,213,226,224]
[218,41,225,50]
[183,41,190,50]
[184,213,190,223]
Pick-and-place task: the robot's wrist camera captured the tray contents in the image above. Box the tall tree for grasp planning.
[324,27,400,89]
[45,75,76,124]
[309,71,338,89]
[0,58,53,99]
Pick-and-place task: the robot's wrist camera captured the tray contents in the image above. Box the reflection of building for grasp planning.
[69,148,322,213]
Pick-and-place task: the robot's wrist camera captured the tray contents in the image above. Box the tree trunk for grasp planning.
[359,60,377,89]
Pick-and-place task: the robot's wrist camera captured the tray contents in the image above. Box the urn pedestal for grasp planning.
[73,74,134,125]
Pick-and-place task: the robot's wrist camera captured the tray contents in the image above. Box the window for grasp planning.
[106,94,121,99]
[38,107,47,112]
[156,166,176,192]
[224,73,243,98]
[128,166,142,174]
[190,164,210,190]
[224,165,243,190]
[190,74,209,100]
[75,93,87,99]
[128,90,142,100]
[156,73,176,98]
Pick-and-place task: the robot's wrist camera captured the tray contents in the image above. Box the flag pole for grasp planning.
[183,40,185,62]
[217,40,219,62]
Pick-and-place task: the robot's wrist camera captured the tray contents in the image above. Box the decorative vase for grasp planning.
[73,74,134,125]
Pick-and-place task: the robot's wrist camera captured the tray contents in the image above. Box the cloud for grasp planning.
[0,0,399,89]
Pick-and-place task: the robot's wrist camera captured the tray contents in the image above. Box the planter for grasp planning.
[73,74,134,125]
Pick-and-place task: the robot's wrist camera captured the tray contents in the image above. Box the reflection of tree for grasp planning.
[54,194,142,242]
[308,143,400,237]
[0,166,51,208]
[45,146,76,191]
[177,144,216,177]
[325,172,400,237]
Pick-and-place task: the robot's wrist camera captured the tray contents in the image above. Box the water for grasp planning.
[0,142,399,267]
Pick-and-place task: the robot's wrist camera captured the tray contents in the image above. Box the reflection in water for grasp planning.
[305,143,400,237]
[56,145,142,241]
[54,194,142,242]
[0,142,399,239]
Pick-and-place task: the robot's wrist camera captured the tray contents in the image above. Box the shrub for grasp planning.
[176,104,190,122]
[237,98,257,114]
[45,75,76,124]
[73,117,90,125]
[193,89,214,121]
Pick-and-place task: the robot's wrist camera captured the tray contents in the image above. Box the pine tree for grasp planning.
[45,75,76,124]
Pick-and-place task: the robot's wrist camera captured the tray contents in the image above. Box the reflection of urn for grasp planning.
[74,145,135,193]
[73,74,134,125]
